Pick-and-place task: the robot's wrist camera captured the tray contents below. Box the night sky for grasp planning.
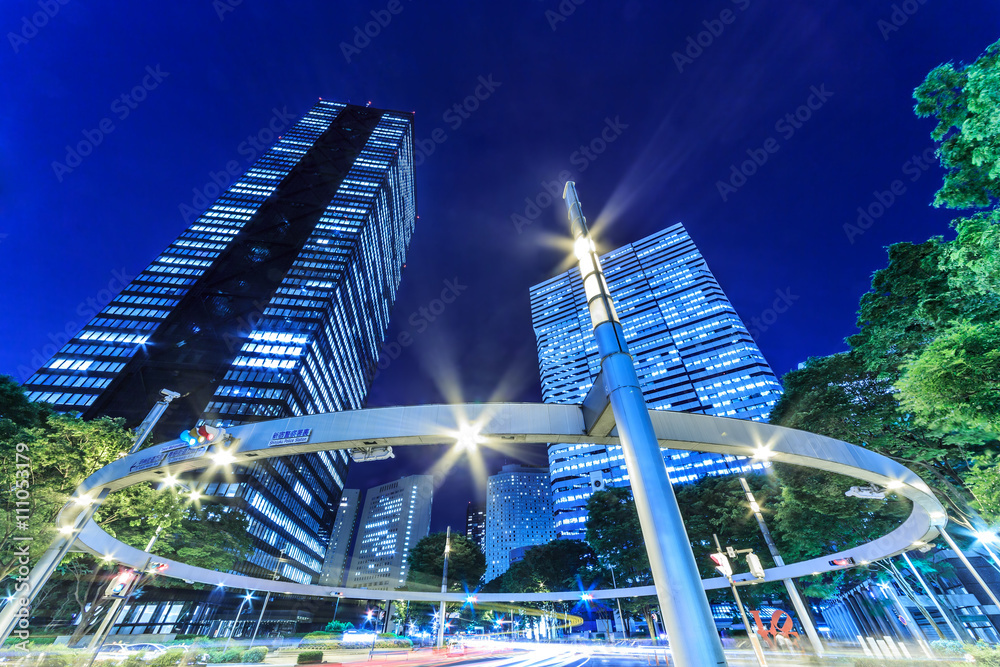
[2,2,998,534]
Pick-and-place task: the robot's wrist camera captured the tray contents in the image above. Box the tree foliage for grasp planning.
[584,487,650,585]
[914,39,1000,209]
[496,539,601,594]
[403,532,485,593]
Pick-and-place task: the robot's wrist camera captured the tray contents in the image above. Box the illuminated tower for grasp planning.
[23,101,416,583]
[530,222,783,539]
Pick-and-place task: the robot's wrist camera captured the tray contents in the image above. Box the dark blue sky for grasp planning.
[2,1,997,532]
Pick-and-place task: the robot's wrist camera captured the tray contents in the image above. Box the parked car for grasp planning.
[93,644,133,661]
[127,644,169,660]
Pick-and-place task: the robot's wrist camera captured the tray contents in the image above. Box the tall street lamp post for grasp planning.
[563,182,727,666]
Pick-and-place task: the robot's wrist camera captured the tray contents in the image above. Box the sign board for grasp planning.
[269,428,312,446]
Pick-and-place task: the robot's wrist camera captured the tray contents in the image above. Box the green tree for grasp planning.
[914,39,1000,209]
[0,377,134,581]
[497,540,602,593]
[896,320,1000,433]
[403,532,485,592]
[585,487,649,585]
[770,353,990,525]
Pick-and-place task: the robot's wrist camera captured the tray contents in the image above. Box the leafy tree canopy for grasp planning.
[403,532,485,592]
[914,39,1000,209]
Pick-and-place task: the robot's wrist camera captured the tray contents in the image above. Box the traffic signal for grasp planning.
[106,568,134,596]
[746,552,766,579]
[180,425,225,446]
[152,562,168,572]
[709,552,732,578]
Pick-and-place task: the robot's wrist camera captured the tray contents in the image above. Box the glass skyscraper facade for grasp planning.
[483,465,555,583]
[530,223,783,539]
[23,101,417,583]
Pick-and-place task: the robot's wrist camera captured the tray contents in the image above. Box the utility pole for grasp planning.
[436,527,451,649]
[738,477,823,655]
[563,182,727,666]
[713,534,767,667]
[249,547,286,649]
[608,564,627,638]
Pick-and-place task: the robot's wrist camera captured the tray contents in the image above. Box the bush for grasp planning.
[242,647,268,663]
[149,650,185,667]
[966,643,1000,666]
[296,651,323,664]
[930,639,968,656]
[323,620,353,633]
[38,655,69,667]
[206,649,244,663]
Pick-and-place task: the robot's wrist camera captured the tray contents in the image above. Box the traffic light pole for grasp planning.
[564,182,727,666]
[436,527,451,649]
[739,478,824,655]
[714,535,767,667]
[249,547,286,649]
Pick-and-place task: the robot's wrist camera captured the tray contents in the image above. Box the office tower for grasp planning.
[318,489,361,587]
[465,502,486,552]
[23,101,417,581]
[345,475,434,591]
[530,223,784,539]
[483,465,555,582]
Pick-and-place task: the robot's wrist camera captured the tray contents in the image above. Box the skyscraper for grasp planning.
[345,475,434,591]
[23,101,417,582]
[483,465,554,582]
[465,502,486,552]
[318,489,361,587]
[530,223,783,539]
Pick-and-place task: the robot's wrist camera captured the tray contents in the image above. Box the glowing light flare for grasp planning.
[162,474,178,487]
[212,449,236,466]
[74,494,93,506]
[59,525,75,535]
[885,480,904,490]
[751,446,775,461]
[454,424,482,452]
[975,531,999,544]
[749,501,761,513]
[188,490,202,503]
[573,236,595,261]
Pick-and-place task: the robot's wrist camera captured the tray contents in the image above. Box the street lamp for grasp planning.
[223,594,254,652]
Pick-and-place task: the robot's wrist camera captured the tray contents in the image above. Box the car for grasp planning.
[93,644,133,661]
[127,644,169,660]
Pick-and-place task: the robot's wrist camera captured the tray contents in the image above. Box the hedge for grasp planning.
[243,647,268,663]
[297,650,323,664]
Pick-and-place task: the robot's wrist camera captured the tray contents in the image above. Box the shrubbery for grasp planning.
[296,650,323,664]
[243,647,268,663]
[930,639,968,656]
[148,649,185,667]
